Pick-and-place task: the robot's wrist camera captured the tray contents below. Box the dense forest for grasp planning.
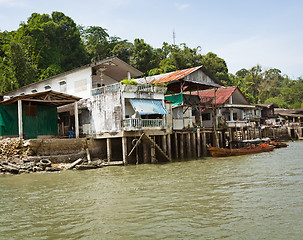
[0,12,302,108]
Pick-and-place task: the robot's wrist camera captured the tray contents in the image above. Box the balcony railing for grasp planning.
[91,83,120,95]
[91,83,167,96]
[124,118,164,129]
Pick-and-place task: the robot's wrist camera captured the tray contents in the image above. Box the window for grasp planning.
[233,112,238,120]
[44,84,51,90]
[25,104,37,116]
[59,80,67,92]
[202,113,211,121]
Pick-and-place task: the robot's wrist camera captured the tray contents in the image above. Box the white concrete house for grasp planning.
[4,57,143,99]
[90,83,169,136]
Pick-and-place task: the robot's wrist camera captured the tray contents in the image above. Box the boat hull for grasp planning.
[208,145,275,157]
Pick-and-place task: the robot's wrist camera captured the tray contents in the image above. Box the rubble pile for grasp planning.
[0,138,30,161]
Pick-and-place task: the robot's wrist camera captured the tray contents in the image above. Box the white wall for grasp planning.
[90,92,122,134]
[6,67,93,99]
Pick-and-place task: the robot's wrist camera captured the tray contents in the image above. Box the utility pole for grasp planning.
[173,29,176,45]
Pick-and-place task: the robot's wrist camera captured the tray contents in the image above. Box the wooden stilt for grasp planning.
[197,128,201,158]
[143,142,149,163]
[167,134,172,161]
[202,131,207,156]
[122,136,128,165]
[107,138,111,162]
[162,135,167,154]
[174,133,179,159]
[151,145,156,164]
[180,133,184,159]
[187,133,191,158]
[192,132,197,158]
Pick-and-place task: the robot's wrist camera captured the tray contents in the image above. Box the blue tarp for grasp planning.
[130,99,168,115]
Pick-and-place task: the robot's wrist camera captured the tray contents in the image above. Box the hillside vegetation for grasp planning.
[1,12,302,108]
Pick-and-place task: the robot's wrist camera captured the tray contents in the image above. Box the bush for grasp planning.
[121,79,138,85]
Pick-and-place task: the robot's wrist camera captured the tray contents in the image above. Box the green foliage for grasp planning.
[121,79,138,85]
[130,38,158,75]
[154,82,167,87]
[1,11,302,109]
[229,65,303,108]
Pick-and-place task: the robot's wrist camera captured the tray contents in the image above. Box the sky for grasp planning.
[1,0,303,79]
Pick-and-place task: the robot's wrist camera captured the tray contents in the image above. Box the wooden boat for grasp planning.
[207,144,275,157]
[270,141,288,148]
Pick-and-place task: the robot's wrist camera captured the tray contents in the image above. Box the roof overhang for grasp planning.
[166,79,221,93]
[223,104,255,109]
[92,57,143,80]
[1,90,81,107]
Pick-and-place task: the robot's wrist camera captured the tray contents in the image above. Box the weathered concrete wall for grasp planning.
[28,138,106,159]
[90,92,122,134]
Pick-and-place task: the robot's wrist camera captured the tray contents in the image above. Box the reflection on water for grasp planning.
[1,141,303,239]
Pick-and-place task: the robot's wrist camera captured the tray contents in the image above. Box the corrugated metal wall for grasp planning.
[0,103,58,139]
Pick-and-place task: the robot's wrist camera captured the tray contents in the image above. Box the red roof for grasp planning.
[191,86,249,105]
[153,66,201,83]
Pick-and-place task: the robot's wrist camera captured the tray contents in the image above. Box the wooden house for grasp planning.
[0,91,80,139]
[135,66,223,93]
[191,86,261,128]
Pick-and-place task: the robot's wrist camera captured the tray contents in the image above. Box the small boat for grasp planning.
[270,141,288,148]
[207,144,275,157]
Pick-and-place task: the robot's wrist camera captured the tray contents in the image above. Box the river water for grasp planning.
[1,141,303,239]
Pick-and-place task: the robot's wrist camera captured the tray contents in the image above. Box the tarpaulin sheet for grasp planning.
[130,99,168,115]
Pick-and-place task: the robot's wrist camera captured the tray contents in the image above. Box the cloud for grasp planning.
[175,2,189,10]
[0,0,25,7]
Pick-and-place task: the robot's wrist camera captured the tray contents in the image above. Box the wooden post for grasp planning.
[167,134,172,160]
[180,133,184,159]
[143,142,150,163]
[192,132,196,158]
[74,101,79,138]
[18,100,23,138]
[187,133,191,158]
[162,135,167,154]
[151,145,156,163]
[122,136,128,165]
[241,127,245,140]
[197,128,201,158]
[174,132,179,159]
[106,138,111,162]
[202,131,207,156]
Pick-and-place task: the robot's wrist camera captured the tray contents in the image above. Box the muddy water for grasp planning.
[1,141,303,239]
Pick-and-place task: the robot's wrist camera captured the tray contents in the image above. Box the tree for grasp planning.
[15,12,88,78]
[130,38,158,75]
[111,40,133,63]
[200,52,230,85]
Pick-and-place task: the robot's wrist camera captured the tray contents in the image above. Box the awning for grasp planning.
[130,99,168,115]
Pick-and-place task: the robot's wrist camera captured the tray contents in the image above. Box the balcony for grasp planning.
[91,83,167,96]
[123,118,164,130]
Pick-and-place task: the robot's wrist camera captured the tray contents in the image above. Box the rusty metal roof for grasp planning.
[153,66,201,83]
[192,86,249,106]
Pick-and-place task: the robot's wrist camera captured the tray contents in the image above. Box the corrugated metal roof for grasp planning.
[130,99,168,115]
[192,86,245,106]
[153,66,201,83]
